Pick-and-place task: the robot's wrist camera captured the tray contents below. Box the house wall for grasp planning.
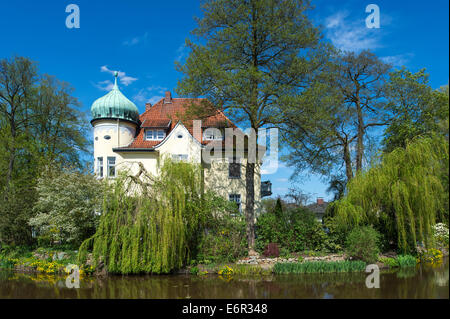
[203,157,262,217]
[156,124,202,164]
[94,121,262,215]
[93,119,137,177]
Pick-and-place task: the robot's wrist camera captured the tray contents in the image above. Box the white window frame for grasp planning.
[203,128,223,141]
[145,129,166,141]
[107,157,116,178]
[97,157,103,178]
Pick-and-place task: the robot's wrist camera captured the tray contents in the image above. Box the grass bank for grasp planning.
[273,260,367,274]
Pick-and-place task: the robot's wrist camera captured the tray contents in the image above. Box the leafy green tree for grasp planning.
[281,50,390,183]
[383,68,449,152]
[330,51,391,172]
[176,0,324,252]
[0,56,90,245]
[29,165,103,247]
[333,135,448,253]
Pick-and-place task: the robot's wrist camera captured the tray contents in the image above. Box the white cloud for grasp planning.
[132,86,168,105]
[276,178,289,183]
[324,11,383,52]
[123,32,149,46]
[94,80,114,91]
[99,65,138,86]
[381,53,414,67]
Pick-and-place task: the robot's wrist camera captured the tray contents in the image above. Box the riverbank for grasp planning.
[1,246,447,277]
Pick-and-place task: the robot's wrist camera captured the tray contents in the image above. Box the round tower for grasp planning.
[90,72,139,177]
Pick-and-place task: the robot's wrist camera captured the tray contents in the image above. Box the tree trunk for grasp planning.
[355,98,364,172]
[343,141,353,182]
[245,161,256,252]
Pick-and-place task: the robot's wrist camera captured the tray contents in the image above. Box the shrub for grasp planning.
[418,248,443,264]
[346,226,381,263]
[397,255,417,267]
[196,198,247,263]
[29,166,103,247]
[379,257,399,268]
[263,243,280,258]
[256,205,328,253]
[433,223,449,248]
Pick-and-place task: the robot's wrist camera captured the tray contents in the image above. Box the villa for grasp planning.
[90,73,272,213]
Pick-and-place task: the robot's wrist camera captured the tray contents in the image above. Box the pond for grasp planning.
[0,258,448,299]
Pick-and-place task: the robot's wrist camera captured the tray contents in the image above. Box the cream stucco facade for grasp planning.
[91,80,270,215]
[93,119,264,214]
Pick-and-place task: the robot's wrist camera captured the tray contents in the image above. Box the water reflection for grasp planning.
[0,258,448,299]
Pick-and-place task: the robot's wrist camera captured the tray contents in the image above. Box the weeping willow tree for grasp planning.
[332,135,448,253]
[77,159,209,274]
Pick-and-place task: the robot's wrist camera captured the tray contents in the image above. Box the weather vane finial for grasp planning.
[113,71,119,89]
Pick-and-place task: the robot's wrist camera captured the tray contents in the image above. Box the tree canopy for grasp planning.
[0,56,90,245]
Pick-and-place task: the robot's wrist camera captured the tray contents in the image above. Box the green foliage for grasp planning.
[383,69,449,152]
[333,136,449,253]
[29,165,103,247]
[273,260,366,274]
[281,50,391,183]
[0,56,89,246]
[433,223,449,249]
[379,257,399,268]
[397,255,417,268]
[78,160,219,274]
[322,217,347,252]
[256,206,328,253]
[196,197,247,263]
[345,226,381,264]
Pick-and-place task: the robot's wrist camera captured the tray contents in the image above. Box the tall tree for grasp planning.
[176,0,324,252]
[281,77,358,182]
[0,56,89,245]
[281,50,390,184]
[331,50,391,172]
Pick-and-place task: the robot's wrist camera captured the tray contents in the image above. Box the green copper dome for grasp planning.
[91,72,139,124]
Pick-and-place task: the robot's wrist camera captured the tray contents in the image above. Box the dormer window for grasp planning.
[203,128,223,141]
[145,129,166,141]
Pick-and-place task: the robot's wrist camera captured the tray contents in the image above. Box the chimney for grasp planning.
[145,103,152,111]
[164,91,172,104]
[317,197,324,205]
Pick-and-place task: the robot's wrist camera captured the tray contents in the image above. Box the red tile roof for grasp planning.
[114,95,237,151]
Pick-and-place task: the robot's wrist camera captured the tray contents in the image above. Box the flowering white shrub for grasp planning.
[433,223,449,247]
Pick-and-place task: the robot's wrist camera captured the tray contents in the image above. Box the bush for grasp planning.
[29,165,103,247]
[263,243,280,258]
[196,207,247,263]
[346,226,381,263]
[433,223,449,249]
[379,257,399,268]
[397,255,417,267]
[256,203,328,253]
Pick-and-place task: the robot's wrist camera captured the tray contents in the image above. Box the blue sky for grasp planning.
[1,0,448,203]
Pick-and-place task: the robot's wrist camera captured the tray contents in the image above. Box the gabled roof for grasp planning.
[114,95,237,151]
